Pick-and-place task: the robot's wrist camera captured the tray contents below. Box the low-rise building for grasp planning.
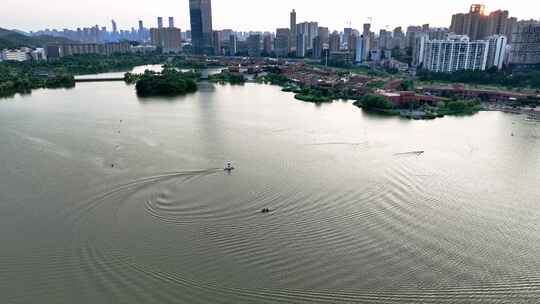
[130,45,158,53]
[1,48,31,61]
[46,42,131,58]
[30,48,47,61]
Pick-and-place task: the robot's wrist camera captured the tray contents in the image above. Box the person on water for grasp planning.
[225,162,234,171]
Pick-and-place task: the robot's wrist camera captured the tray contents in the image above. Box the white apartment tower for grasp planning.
[414,34,506,72]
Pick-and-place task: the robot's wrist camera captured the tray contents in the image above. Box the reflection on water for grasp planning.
[0,79,539,303]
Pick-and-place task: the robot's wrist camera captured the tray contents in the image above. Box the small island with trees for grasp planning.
[126,69,199,97]
[353,94,483,119]
[208,71,246,85]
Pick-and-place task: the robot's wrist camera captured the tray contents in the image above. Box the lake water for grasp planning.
[1,78,540,303]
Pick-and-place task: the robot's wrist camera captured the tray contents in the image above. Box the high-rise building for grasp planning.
[296,22,318,50]
[486,35,507,69]
[362,34,371,61]
[392,27,406,49]
[406,26,422,48]
[275,28,290,57]
[363,24,371,37]
[414,35,502,72]
[318,27,330,45]
[247,34,262,57]
[412,33,429,66]
[111,20,118,34]
[138,20,146,41]
[189,0,214,55]
[343,27,353,47]
[313,36,323,58]
[355,35,365,63]
[157,17,164,29]
[168,17,175,29]
[229,35,237,56]
[348,33,357,54]
[263,34,273,55]
[220,29,233,42]
[296,33,307,57]
[150,27,182,53]
[308,22,319,50]
[379,29,391,50]
[213,31,222,55]
[450,5,516,41]
[509,21,540,67]
[329,31,341,52]
[290,9,297,51]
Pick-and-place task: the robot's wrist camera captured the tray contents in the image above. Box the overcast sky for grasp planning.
[2,0,539,33]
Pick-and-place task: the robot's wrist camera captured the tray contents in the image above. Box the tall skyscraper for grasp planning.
[313,36,323,58]
[308,22,319,50]
[263,34,273,55]
[343,28,353,47]
[296,33,306,57]
[486,35,508,70]
[158,17,164,29]
[229,35,237,56]
[509,21,540,67]
[190,0,214,55]
[355,35,365,63]
[290,9,297,51]
[247,34,262,57]
[213,31,222,55]
[137,21,145,41]
[318,27,330,45]
[296,22,318,50]
[168,17,175,29]
[450,5,516,41]
[329,31,341,52]
[111,20,118,34]
[275,28,290,57]
[363,24,371,37]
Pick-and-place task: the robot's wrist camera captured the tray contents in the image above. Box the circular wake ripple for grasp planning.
[49,163,540,303]
[75,236,540,304]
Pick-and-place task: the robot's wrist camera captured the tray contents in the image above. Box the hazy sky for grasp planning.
[2,0,539,33]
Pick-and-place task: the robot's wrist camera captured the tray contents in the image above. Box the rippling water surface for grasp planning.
[1,79,540,303]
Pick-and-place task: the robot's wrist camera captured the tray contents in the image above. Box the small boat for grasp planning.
[224,162,235,171]
[261,208,271,213]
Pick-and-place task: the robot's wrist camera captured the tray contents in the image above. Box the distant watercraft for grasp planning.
[394,151,425,156]
[224,162,235,171]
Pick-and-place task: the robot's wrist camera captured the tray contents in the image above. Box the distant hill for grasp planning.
[0,28,74,50]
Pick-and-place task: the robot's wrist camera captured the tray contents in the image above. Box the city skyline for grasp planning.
[3,0,539,33]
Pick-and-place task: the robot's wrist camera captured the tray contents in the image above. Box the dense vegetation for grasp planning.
[0,28,74,49]
[353,93,482,119]
[0,53,167,98]
[353,94,395,111]
[169,57,222,70]
[0,61,75,98]
[418,68,540,90]
[134,69,198,97]
[257,73,290,86]
[436,100,482,116]
[40,53,164,75]
[208,72,246,84]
